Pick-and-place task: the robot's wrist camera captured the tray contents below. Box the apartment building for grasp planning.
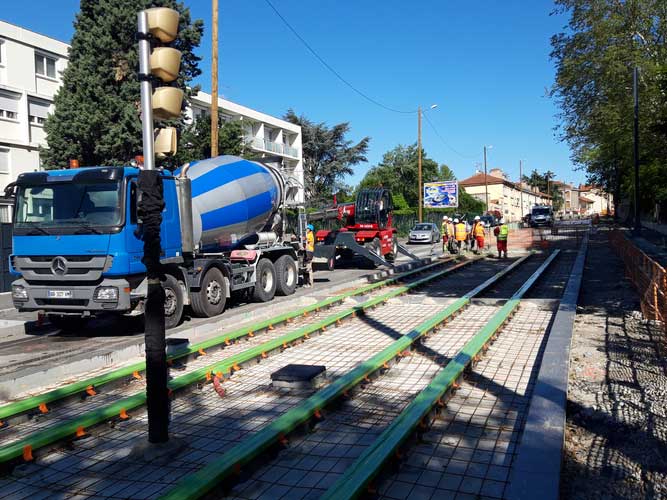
[0,20,68,204]
[0,21,304,208]
[460,168,552,222]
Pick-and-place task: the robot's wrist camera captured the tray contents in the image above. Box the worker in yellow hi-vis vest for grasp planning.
[305,224,315,287]
[454,218,467,254]
[493,219,509,258]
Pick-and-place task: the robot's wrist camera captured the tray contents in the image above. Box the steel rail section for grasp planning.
[158,254,533,500]
[0,258,480,465]
[0,259,452,423]
[321,249,560,500]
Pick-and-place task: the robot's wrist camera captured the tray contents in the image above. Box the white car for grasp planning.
[408,223,440,244]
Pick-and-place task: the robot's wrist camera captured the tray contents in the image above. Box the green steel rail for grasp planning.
[0,259,450,423]
[158,254,533,500]
[321,249,561,500]
[0,257,478,464]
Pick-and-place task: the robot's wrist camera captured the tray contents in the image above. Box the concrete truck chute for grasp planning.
[8,156,304,331]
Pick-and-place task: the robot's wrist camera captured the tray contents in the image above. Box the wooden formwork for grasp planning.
[609,230,667,329]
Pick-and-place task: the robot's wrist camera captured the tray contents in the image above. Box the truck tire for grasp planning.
[274,255,297,296]
[252,258,277,302]
[191,267,227,318]
[49,315,89,332]
[163,274,184,330]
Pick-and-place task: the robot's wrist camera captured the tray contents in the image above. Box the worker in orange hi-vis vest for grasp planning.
[474,220,486,254]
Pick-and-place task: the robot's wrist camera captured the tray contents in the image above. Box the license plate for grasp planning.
[48,290,73,299]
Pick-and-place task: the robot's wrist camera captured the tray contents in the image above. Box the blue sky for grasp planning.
[1,0,585,186]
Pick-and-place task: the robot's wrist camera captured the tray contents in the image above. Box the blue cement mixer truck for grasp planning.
[7,155,304,330]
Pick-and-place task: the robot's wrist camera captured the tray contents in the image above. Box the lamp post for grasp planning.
[211,0,219,157]
[483,145,492,213]
[519,159,524,222]
[417,104,438,222]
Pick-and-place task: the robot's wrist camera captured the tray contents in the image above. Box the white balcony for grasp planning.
[250,137,299,159]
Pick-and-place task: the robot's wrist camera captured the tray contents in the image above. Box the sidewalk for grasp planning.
[561,229,667,498]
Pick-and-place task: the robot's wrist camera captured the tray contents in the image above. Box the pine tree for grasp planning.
[41,0,203,169]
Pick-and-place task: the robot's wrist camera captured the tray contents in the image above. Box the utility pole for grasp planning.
[483,146,489,213]
[418,105,422,222]
[210,0,219,157]
[519,160,524,221]
[633,66,641,236]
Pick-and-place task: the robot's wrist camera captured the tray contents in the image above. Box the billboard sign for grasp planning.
[424,181,458,208]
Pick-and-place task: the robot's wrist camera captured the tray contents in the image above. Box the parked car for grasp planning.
[530,205,554,227]
[480,214,497,227]
[408,222,440,244]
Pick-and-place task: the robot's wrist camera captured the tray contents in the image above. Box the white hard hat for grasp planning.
[443,215,447,220]
[500,218,505,224]
[453,218,459,223]
[474,215,481,221]
[479,221,485,226]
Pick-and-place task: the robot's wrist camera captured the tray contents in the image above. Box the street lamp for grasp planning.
[631,32,647,236]
[483,145,493,213]
[519,159,526,222]
[418,104,438,222]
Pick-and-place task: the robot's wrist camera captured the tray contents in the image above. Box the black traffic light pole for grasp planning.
[137,10,169,444]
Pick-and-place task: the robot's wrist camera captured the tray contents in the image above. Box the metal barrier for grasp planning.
[609,230,667,330]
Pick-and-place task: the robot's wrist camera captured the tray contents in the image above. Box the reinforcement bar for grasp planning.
[321,249,560,500]
[0,257,478,464]
[0,259,451,422]
[158,254,533,500]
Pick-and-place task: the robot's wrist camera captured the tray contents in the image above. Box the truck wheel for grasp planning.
[252,258,277,302]
[49,315,89,332]
[386,235,398,262]
[274,255,297,296]
[163,274,184,330]
[191,267,227,318]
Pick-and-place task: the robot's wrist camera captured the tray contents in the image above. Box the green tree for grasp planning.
[284,110,369,206]
[41,0,203,169]
[174,114,246,164]
[551,0,667,219]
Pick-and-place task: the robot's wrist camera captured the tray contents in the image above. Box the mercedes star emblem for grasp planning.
[51,257,68,276]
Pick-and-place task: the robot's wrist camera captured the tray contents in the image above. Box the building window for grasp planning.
[35,53,57,79]
[0,91,20,121]
[0,148,9,174]
[29,99,50,125]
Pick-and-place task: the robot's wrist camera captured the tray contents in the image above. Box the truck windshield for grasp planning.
[15,181,123,233]
[532,208,550,216]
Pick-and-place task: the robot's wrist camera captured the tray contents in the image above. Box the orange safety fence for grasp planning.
[609,230,667,331]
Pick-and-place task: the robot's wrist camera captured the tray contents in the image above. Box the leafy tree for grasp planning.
[551,0,667,219]
[174,114,246,164]
[284,110,369,206]
[41,0,203,168]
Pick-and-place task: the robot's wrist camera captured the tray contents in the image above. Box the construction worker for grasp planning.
[304,224,315,287]
[494,218,509,258]
[454,218,467,253]
[474,220,486,254]
[447,217,456,253]
[441,215,449,253]
[470,215,481,251]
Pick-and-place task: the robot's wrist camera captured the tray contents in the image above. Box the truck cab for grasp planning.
[530,205,554,227]
[9,166,183,330]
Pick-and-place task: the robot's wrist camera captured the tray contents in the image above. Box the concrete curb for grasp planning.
[0,258,433,401]
[505,232,589,500]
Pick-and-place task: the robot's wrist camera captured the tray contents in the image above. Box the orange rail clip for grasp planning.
[278,434,288,446]
[119,408,129,420]
[452,382,460,390]
[23,445,33,462]
[437,399,445,408]
[336,319,342,326]
[198,348,206,356]
[167,388,173,397]
[364,375,371,383]
[314,409,322,419]
[248,331,254,337]
[232,363,241,371]
[205,372,212,382]
[225,339,231,346]
[383,362,389,369]
[304,333,310,339]
[321,325,326,331]
[132,371,142,380]
[216,371,223,378]
[303,311,309,317]
[268,325,274,330]
[76,426,86,438]
[38,402,48,414]
[86,385,96,397]
[261,352,267,358]
[282,342,288,348]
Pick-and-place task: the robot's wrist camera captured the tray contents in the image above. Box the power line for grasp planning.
[263,0,417,114]
[422,113,478,160]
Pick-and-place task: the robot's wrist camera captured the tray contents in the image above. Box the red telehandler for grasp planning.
[309,188,419,270]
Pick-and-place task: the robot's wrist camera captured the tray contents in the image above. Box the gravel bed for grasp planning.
[562,230,667,499]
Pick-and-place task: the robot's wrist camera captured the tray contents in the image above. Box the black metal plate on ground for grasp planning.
[271,364,326,382]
